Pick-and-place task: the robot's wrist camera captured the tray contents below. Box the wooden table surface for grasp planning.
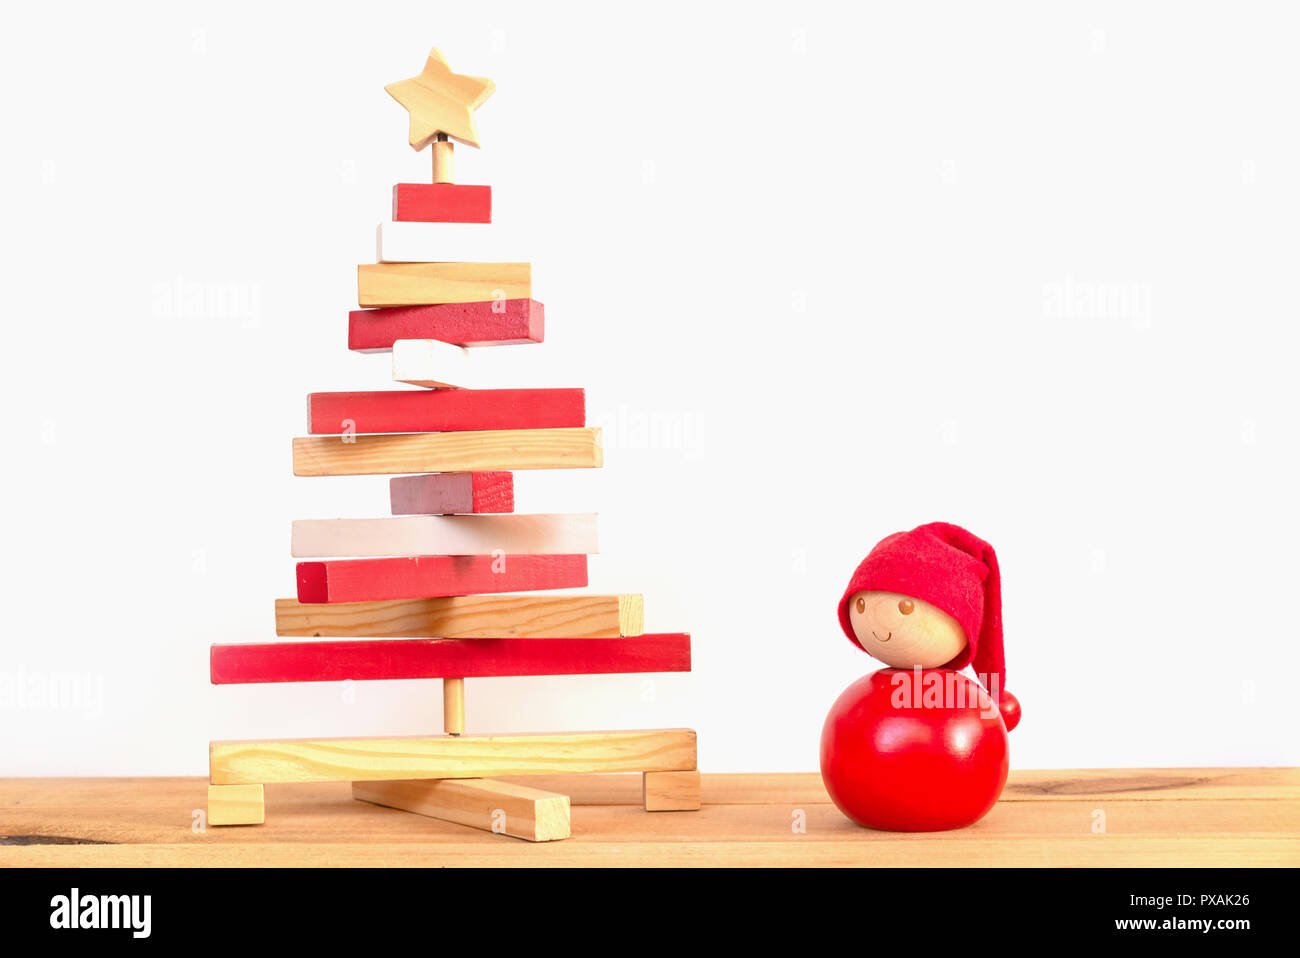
[2,769,1297,866]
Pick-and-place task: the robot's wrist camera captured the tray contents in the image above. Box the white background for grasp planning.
[2,1,1298,775]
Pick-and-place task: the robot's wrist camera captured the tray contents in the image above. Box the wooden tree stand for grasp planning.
[206,47,700,841]
[207,728,701,840]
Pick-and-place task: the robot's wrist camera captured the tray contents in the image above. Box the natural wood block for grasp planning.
[354,779,570,841]
[209,634,691,684]
[292,427,603,476]
[642,770,702,811]
[275,593,644,639]
[290,513,599,559]
[390,472,514,515]
[358,262,530,308]
[348,300,543,351]
[385,48,494,150]
[499,772,819,806]
[378,221,522,262]
[391,338,470,388]
[206,784,264,825]
[296,554,587,603]
[391,183,492,223]
[307,389,584,434]
[209,728,699,785]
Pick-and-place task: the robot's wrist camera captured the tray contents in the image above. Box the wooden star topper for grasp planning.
[386,47,494,150]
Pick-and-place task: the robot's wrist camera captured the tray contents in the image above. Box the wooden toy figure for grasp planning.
[820,522,1021,831]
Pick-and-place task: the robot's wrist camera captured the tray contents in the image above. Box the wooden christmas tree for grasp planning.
[205,47,699,841]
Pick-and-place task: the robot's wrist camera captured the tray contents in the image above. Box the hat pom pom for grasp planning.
[998,689,1021,733]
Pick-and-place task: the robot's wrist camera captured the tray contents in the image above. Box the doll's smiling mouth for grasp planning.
[872,631,892,642]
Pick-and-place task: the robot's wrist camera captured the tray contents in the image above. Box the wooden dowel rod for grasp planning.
[432,135,454,184]
[443,677,465,735]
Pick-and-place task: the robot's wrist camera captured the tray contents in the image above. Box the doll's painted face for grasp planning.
[848,590,968,668]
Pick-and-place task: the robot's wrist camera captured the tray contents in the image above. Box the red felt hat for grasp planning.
[837,522,1019,731]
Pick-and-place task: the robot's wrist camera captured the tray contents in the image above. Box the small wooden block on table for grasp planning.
[349,300,543,351]
[207,784,264,825]
[296,554,587,603]
[391,183,492,223]
[209,728,698,785]
[291,513,599,558]
[358,262,530,308]
[292,427,603,476]
[643,770,702,811]
[275,593,643,639]
[354,778,570,841]
[307,389,584,434]
[390,472,514,515]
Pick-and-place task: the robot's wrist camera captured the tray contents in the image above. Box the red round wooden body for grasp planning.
[820,668,1009,831]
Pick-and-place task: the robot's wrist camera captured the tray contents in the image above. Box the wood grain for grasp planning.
[354,779,570,841]
[7,839,1294,868]
[296,554,587,604]
[3,771,1296,867]
[209,729,699,785]
[389,472,514,515]
[290,513,599,559]
[275,593,643,639]
[385,47,494,150]
[1001,767,1300,802]
[210,635,691,685]
[643,770,701,811]
[7,769,1297,808]
[358,262,530,308]
[292,428,603,476]
[207,784,264,826]
[499,768,1300,807]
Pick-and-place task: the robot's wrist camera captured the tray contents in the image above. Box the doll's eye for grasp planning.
[855,596,866,614]
[898,598,915,615]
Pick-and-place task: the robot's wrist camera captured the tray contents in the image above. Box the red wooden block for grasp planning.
[392,183,492,223]
[390,472,514,515]
[307,389,584,435]
[297,554,588,603]
[210,634,692,684]
[348,299,544,352]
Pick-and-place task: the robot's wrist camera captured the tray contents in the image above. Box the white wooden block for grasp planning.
[376,222,525,264]
[393,338,473,389]
[291,513,600,558]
